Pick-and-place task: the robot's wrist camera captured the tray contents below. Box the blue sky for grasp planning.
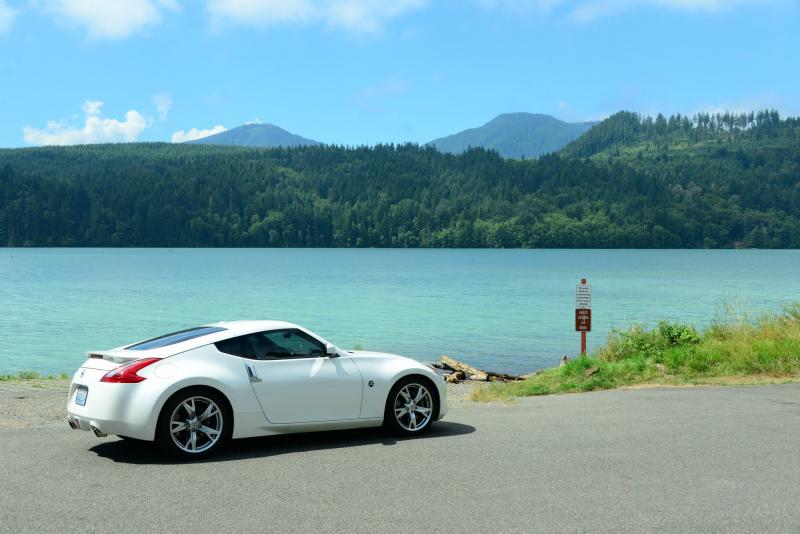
[0,0,798,147]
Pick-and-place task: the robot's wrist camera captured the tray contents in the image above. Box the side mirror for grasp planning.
[325,342,338,357]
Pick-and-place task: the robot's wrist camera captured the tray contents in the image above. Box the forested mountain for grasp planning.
[563,110,800,159]
[428,113,595,159]
[188,123,320,148]
[0,110,798,248]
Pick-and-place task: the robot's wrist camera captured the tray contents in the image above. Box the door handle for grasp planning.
[246,364,262,383]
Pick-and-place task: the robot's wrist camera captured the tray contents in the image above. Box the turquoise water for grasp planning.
[1,249,799,375]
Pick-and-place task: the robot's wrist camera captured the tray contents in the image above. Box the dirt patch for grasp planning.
[445,381,480,408]
[0,380,71,429]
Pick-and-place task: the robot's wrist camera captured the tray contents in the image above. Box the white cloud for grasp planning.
[474,0,566,10]
[153,93,173,121]
[0,0,18,35]
[649,0,760,10]
[574,0,777,22]
[82,100,103,116]
[23,101,149,145]
[171,125,227,143]
[42,0,180,39]
[206,0,426,34]
[207,0,315,27]
[476,0,778,22]
[326,0,426,33]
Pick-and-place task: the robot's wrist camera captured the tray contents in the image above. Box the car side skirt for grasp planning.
[233,417,384,439]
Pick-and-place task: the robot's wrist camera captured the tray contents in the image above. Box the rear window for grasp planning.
[127,326,227,351]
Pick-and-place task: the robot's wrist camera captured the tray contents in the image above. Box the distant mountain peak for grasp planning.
[428,112,595,159]
[188,123,321,148]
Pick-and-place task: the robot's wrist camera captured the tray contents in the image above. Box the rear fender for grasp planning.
[138,346,265,440]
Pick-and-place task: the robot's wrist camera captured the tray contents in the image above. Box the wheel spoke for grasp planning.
[189,431,197,450]
[415,406,431,416]
[183,399,196,418]
[171,421,187,433]
[199,404,218,421]
[395,407,408,418]
[414,387,426,402]
[198,425,219,439]
[409,412,417,429]
[399,388,412,402]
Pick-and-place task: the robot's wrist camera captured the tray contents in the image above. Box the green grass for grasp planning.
[472,304,800,402]
[0,371,70,381]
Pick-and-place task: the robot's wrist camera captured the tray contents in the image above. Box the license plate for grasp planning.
[75,386,88,406]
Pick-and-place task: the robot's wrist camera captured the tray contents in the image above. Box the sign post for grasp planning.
[575,278,591,354]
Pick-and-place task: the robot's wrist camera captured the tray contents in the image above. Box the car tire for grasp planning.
[384,376,437,436]
[156,387,231,460]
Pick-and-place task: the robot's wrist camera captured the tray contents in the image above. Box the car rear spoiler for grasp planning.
[85,351,143,364]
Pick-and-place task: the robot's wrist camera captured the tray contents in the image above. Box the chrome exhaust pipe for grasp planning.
[67,418,79,430]
[91,426,107,437]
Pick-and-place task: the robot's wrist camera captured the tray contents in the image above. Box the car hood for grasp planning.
[346,350,432,370]
[347,350,412,360]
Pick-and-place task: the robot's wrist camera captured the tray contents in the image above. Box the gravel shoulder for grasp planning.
[0,379,71,429]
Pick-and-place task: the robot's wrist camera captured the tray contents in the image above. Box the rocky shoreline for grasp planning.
[427,355,549,384]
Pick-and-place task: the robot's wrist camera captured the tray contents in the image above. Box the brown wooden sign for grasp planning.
[575,308,592,332]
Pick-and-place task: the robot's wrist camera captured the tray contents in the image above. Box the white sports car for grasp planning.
[67,321,448,459]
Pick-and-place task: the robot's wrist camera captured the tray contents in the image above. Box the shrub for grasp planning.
[657,321,700,346]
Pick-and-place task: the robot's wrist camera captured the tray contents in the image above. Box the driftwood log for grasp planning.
[439,356,524,382]
[440,356,489,381]
[445,371,465,384]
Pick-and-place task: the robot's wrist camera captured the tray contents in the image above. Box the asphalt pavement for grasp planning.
[1,384,799,533]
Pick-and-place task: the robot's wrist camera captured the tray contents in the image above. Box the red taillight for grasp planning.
[100,358,160,383]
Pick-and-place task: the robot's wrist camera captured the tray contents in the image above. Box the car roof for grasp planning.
[101,320,306,359]
[204,320,301,336]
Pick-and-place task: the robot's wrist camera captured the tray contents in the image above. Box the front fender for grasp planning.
[349,353,447,419]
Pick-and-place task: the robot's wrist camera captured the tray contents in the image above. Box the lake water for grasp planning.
[1,249,798,375]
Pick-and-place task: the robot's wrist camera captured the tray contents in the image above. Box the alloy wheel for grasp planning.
[169,396,224,454]
[393,383,433,432]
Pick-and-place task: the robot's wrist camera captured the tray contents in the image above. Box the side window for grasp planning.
[214,330,324,360]
[214,336,256,359]
[254,329,324,360]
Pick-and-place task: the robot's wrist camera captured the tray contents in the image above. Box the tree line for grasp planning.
[564,110,800,158]
[0,110,798,248]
